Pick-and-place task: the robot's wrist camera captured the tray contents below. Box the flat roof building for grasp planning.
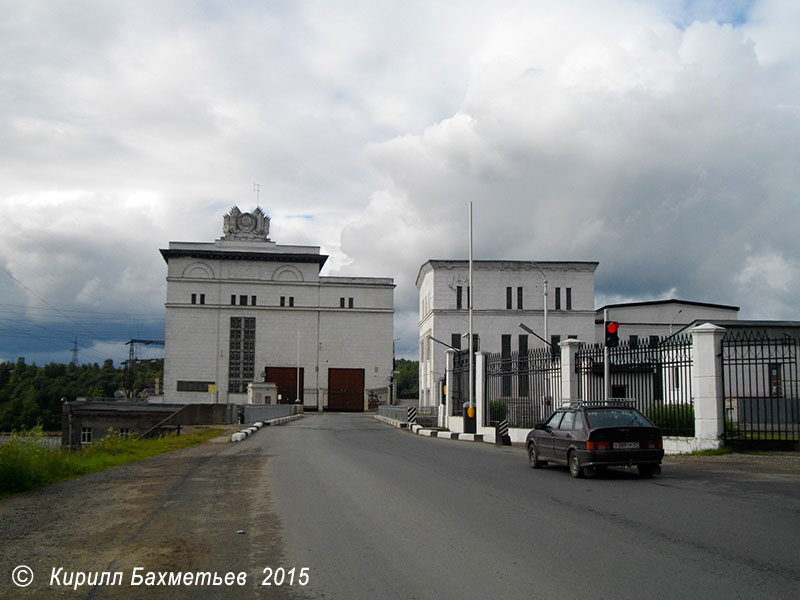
[161,206,395,410]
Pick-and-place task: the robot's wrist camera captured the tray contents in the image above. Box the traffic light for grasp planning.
[605,321,620,347]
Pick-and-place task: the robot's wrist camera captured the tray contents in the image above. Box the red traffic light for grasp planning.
[605,321,620,347]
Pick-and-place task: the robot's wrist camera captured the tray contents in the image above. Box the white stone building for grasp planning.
[416,260,599,407]
[161,207,395,410]
[596,299,739,345]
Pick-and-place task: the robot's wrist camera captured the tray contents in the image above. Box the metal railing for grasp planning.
[722,330,800,444]
[576,335,694,436]
[484,347,561,428]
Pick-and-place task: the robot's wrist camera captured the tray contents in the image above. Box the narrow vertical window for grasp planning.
[289,297,295,307]
[348,297,354,308]
[555,287,561,310]
[566,287,572,310]
[517,287,523,310]
[280,296,286,307]
[506,287,512,309]
[191,293,197,304]
[501,334,512,396]
[200,294,205,305]
[340,297,345,308]
[240,295,247,306]
[251,295,256,306]
[81,427,92,444]
[231,295,236,305]
[451,333,461,350]
[456,286,463,310]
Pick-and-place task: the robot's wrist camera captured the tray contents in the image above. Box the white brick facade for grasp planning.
[161,208,394,408]
[416,260,599,407]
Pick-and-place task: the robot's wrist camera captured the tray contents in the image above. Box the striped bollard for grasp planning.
[496,418,511,446]
[407,407,418,425]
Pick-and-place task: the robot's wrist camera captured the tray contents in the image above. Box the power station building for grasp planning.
[160,206,395,410]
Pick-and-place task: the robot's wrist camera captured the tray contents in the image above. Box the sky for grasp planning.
[1,0,798,366]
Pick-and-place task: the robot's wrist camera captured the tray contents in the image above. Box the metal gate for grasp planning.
[721,331,800,448]
[328,368,365,412]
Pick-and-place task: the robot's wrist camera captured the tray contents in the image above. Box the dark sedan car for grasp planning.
[526,402,664,478]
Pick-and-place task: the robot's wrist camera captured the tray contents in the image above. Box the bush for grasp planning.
[488,399,508,423]
[647,404,695,437]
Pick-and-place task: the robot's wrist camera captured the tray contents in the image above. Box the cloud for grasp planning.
[1,1,798,363]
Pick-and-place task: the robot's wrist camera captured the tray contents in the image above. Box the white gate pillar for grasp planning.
[690,323,726,450]
[560,339,583,403]
[443,350,456,428]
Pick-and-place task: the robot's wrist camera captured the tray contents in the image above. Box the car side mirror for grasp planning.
[534,423,547,431]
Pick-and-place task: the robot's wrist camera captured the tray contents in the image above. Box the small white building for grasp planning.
[161,207,395,410]
[416,260,599,407]
[596,299,740,345]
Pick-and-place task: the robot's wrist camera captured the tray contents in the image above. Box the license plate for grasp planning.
[613,442,640,449]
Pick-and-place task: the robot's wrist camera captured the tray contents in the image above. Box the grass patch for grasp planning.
[687,447,735,456]
[0,426,224,498]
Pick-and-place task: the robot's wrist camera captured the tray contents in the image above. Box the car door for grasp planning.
[551,410,575,463]
[536,411,563,460]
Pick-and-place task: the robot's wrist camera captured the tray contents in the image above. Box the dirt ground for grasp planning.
[0,430,303,600]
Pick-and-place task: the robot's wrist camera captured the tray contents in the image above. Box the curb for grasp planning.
[373,414,484,442]
[231,414,304,442]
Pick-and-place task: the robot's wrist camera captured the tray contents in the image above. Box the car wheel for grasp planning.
[568,450,584,478]
[637,464,655,478]
[528,443,545,469]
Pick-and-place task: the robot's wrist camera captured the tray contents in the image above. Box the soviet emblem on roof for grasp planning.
[223,206,271,241]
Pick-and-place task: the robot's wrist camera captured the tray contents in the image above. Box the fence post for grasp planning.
[690,323,726,450]
[475,351,486,431]
[560,339,583,403]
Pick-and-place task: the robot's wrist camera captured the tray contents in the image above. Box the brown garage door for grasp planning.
[328,368,364,412]
[265,367,304,404]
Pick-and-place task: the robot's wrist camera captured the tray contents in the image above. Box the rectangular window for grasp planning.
[340,297,345,308]
[200,294,205,305]
[348,297,354,308]
[191,293,197,304]
[451,333,461,350]
[456,286,463,310]
[229,317,256,393]
[177,380,215,392]
[518,334,529,398]
[501,334,512,396]
[81,427,92,444]
[769,363,783,398]
[251,295,257,306]
[506,287,513,309]
[281,296,286,307]
[240,295,248,306]
[231,295,236,305]
[630,335,639,348]
[555,288,561,310]
[118,428,131,438]
[517,287,523,310]
[472,334,480,352]
[289,297,295,307]
[550,335,561,359]
[566,288,572,310]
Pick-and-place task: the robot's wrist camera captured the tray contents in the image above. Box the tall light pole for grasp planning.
[468,198,474,421]
[532,263,548,347]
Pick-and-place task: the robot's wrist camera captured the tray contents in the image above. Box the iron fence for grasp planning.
[576,335,694,436]
[721,331,800,444]
[450,350,471,417]
[484,347,561,428]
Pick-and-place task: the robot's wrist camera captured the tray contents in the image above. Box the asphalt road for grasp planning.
[265,413,800,600]
[2,413,798,600]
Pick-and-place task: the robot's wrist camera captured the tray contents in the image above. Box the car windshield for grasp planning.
[586,409,652,428]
